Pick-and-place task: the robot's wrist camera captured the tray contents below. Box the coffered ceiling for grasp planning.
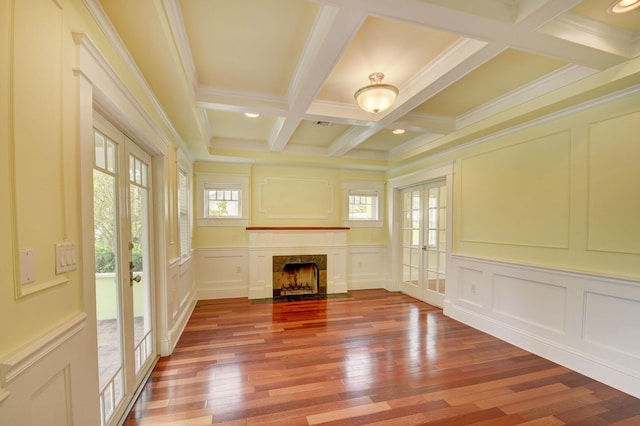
[93,0,640,169]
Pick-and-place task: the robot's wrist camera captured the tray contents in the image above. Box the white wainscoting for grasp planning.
[161,256,196,355]
[194,239,379,299]
[0,313,99,425]
[445,255,640,399]
[196,248,250,299]
[347,245,389,290]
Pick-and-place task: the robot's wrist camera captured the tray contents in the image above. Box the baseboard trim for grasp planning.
[444,301,640,399]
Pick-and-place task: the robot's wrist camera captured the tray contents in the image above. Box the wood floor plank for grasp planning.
[123,290,640,425]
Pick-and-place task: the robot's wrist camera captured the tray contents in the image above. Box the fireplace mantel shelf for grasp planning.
[246,227,350,231]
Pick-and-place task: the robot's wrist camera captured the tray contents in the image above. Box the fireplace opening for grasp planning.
[273,254,327,300]
[277,263,318,296]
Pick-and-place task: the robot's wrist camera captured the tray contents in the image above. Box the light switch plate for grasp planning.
[19,249,35,284]
[56,242,78,274]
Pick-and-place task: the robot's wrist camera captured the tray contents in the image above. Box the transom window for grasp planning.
[343,181,384,227]
[206,188,240,218]
[349,192,378,221]
[195,173,249,227]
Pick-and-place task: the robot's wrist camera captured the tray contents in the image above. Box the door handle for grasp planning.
[422,245,427,251]
[131,275,142,283]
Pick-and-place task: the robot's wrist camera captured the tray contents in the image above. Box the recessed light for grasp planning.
[392,128,405,135]
[244,112,260,118]
[608,0,640,14]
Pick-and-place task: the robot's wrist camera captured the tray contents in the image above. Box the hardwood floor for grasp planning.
[123,289,640,425]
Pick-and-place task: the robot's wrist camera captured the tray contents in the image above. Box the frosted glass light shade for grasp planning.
[354,72,398,114]
[608,0,640,13]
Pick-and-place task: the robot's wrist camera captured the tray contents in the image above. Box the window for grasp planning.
[349,192,378,221]
[205,188,240,218]
[196,173,249,227]
[178,167,191,259]
[343,181,384,227]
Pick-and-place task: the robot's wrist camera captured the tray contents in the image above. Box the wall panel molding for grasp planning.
[587,110,640,255]
[446,254,640,399]
[347,245,389,290]
[458,130,571,249]
[258,177,334,219]
[0,313,86,385]
[196,247,249,299]
[9,0,68,298]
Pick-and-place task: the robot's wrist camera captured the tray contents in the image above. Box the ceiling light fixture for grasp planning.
[354,72,398,114]
[392,128,405,135]
[608,0,640,13]
[244,112,260,118]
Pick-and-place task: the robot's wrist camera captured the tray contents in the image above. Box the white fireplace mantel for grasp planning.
[247,227,349,299]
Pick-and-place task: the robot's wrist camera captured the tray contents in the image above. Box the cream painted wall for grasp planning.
[2,0,194,423]
[252,166,342,227]
[1,0,84,358]
[453,91,640,279]
[192,163,389,247]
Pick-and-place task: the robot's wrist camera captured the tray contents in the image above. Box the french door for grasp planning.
[93,114,155,426]
[400,180,448,307]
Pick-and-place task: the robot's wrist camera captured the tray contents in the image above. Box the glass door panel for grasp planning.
[400,189,421,299]
[93,130,124,424]
[93,117,156,426]
[399,180,448,307]
[422,180,447,306]
[126,144,153,376]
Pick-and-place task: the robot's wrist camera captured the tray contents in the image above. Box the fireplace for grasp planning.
[247,227,348,299]
[272,254,327,299]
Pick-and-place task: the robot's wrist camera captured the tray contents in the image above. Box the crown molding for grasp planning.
[81,0,193,162]
[540,12,639,59]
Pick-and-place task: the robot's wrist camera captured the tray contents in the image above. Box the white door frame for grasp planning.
[76,32,171,426]
[388,163,454,307]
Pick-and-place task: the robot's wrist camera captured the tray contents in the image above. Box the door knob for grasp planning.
[131,275,142,283]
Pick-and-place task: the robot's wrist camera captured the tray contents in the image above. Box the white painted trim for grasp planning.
[387,163,454,297]
[72,33,168,157]
[347,244,390,290]
[195,172,250,226]
[0,388,9,406]
[388,162,454,189]
[0,313,86,385]
[445,255,640,399]
[451,254,640,284]
[446,302,640,399]
[389,84,640,176]
[164,297,196,356]
[540,12,639,58]
[80,0,193,162]
[457,64,598,129]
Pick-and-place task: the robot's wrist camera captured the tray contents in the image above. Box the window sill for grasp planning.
[344,220,383,228]
[197,217,249,227]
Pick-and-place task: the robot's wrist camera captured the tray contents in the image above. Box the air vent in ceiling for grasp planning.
[315,121,333,127]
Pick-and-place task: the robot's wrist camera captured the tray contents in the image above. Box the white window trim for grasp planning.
[196,173,249,227]
[177,162,192,262]
[343,181,384,228]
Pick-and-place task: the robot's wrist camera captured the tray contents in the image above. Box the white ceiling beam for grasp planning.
[195,87,289,116]
[268,4,368,152]
[328,40,508,156]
